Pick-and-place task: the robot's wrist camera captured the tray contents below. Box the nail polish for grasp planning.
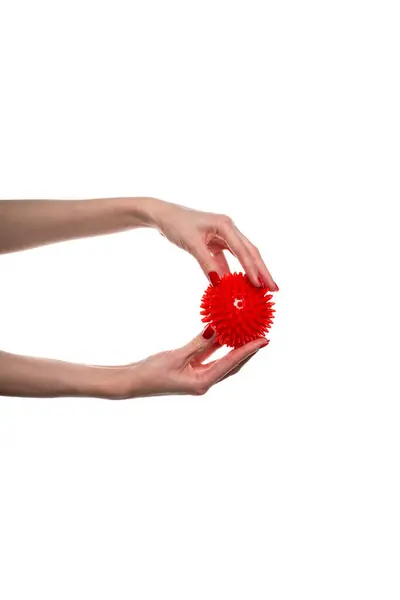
[258,276,265,288]
[202,325,215,340]
[208,271,220,286]
[259,339,270,348]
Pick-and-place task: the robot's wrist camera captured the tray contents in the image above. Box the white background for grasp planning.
[1,1,399,598]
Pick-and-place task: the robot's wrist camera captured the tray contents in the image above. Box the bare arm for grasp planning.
[0,329,268,399]
[0,196,278,290]
[0,197,161,254]
[0,350,124,399]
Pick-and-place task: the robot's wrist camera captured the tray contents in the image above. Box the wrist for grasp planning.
[119,196,166,230]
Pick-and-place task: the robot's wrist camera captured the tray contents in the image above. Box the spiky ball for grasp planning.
[200,272,275,348]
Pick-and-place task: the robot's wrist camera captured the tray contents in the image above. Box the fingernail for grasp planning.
[258,276,265,288]
[259,339,270,348]
[208,271,220,286]
[274,282,279,291]
[202,325,215,340]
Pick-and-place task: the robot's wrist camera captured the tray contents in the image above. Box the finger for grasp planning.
[212,249,231,276]
[190,240,222,286]
[238,231,279,292]
[202,338,269,387]
[216,218,261,287]
[217,350,258,382]
[204,339,267,372]
[192,340,222,365]
[177,325,217,363]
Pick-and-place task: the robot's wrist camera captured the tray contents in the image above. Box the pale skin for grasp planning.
[0,197,278,399]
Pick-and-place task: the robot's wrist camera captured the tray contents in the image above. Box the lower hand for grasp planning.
[111,326,269,399]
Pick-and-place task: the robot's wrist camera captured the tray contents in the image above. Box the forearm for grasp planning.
[0,197,163,254]
[0,350,127,399]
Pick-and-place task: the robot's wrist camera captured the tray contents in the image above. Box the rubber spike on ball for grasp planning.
[200,272,276,348]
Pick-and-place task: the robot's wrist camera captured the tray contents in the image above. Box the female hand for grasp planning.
[0,326,268,399]
[152,200,279,291]
[112,326,269,399]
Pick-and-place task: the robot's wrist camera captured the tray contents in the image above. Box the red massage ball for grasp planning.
[200,272,275,348]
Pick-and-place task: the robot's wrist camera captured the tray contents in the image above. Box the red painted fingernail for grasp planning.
[258,276,265,288]
[259,339,270,348]
[274,282,279,291]
[208,271,220,286]
[202,325,215,340]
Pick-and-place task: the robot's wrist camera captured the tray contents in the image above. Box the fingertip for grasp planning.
[259,270,278,292]
[266,281,278,292]
[249,271,262,287]
[269,278,279,292]
[202,324,215,340]
[259,339,270,349]
[208,271,220,286]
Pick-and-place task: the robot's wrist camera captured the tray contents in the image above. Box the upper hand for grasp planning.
[153,201,279,291]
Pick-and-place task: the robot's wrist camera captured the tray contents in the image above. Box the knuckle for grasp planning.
[218,214,234,228]
[195,386,208,396]
[191,336,204,352]
[192,378,210,396]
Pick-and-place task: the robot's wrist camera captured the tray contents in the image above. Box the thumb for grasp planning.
[178,325,217,362]
[190,243,221,286]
